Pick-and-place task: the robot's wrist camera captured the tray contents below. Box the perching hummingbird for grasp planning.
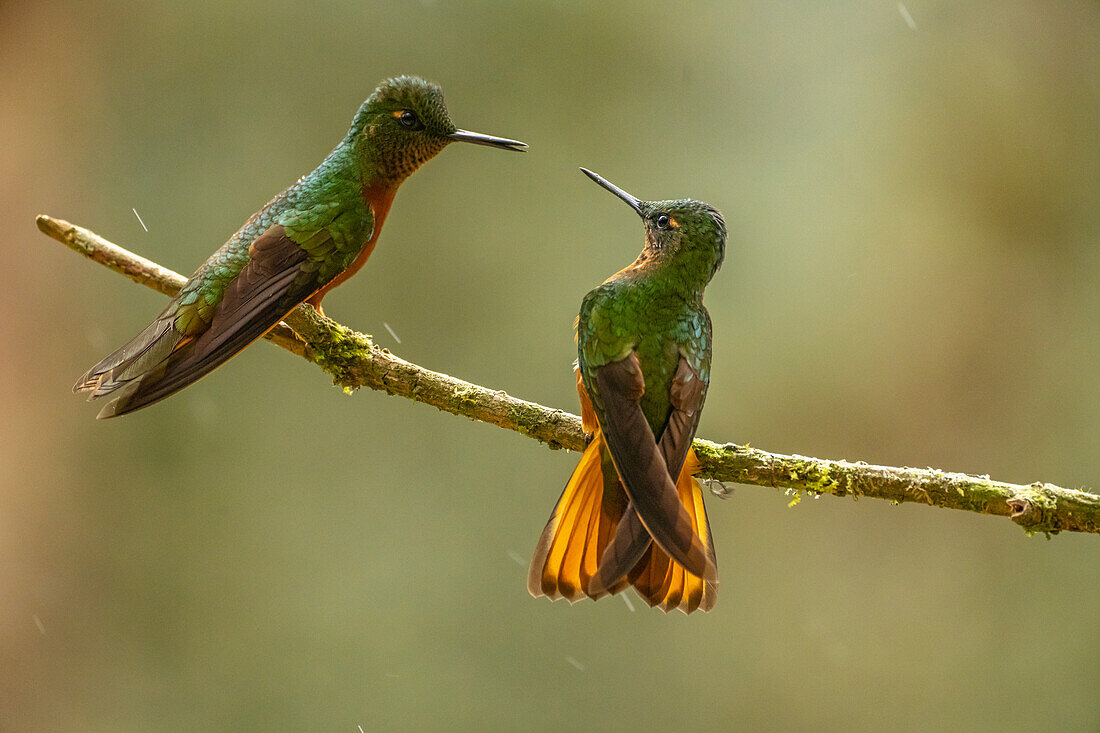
[75,75,526,418]
[528,169,726,614]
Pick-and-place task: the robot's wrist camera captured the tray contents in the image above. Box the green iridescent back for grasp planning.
[577,197,725,437]
[166,141,374,335]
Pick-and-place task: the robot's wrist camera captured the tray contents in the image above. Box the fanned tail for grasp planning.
[528,442,716,614]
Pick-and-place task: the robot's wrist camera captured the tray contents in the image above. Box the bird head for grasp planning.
[351,76,526,184]
[581,168,726,286]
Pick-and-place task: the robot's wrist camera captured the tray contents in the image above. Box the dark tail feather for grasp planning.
[73,313,187,417]
[74,317,176,394]
[96,275,310,417]
[74,223,319,418]
[85,327,238,419]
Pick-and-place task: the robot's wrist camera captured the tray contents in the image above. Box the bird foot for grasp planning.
[305,294,325,318]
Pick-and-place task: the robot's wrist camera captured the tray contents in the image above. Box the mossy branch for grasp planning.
[38,214,1100,536]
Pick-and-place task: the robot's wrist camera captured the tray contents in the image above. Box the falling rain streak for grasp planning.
[897,3,917,30]
[131,207,149,232]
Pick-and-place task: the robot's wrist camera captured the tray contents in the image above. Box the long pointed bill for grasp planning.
[449,129,528,152]
[579,168,643,215]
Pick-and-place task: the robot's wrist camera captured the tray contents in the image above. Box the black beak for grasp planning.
[448,129,528,152]
[580,168,643,215]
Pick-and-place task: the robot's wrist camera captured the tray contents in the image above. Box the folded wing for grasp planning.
[590,352,717,584]
[75,225,324,418]
[588,356,716,602]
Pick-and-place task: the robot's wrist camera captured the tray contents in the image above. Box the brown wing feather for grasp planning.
[591,353,716,583]
[587,504,650,597]
[627,451,717,613]
[588,356,712,595]
[529,358,717,611]
[92,225,322,418]
[664,356,707,478]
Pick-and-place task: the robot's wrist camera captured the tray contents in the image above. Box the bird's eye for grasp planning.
[655,214,671,230]
[397,110,423,130]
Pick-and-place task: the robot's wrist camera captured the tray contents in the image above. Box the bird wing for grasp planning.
[79,224,327,417]
[588,352,717,583]
[626,449,717,613]
[587,356,715,595]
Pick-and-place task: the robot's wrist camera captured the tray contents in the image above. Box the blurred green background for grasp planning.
[2,1,1098,730]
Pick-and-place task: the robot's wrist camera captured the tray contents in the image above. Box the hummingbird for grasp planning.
[528,169,726,614]
[74,75,526,418]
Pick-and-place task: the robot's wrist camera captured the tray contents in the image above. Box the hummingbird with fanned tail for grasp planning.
[528,169,726,614]
[75,75,526,418]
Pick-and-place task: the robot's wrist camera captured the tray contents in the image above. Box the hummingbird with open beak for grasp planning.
[529,169,726,614]
[75,75,526,418]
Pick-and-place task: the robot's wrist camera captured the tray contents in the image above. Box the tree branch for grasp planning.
[38,214,1100,536]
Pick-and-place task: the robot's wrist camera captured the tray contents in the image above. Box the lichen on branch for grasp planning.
[38,214,1100,535]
